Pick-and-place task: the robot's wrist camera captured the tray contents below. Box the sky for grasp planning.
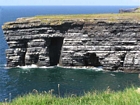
[0,0,140,6]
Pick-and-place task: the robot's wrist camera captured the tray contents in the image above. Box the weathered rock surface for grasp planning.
[2,16,140,72]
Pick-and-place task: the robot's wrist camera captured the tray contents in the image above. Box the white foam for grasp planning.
[16,64,56,69]
[57,66,104,71]
[39,66,55,69]
[17,64,38,69]
[6,64,104,72]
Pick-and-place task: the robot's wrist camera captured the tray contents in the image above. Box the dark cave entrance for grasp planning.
[83,53,101,67]
[49,37,64,66]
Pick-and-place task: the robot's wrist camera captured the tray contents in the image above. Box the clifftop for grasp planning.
[2,12,140,29]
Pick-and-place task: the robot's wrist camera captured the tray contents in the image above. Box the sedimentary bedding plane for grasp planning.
[2,12,140,72]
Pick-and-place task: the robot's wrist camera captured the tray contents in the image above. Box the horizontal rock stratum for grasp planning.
[2,13,140,72]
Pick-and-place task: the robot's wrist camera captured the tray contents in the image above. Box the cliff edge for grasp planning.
[2,13,140,72]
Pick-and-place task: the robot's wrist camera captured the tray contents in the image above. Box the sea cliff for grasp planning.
[2,13,140,72]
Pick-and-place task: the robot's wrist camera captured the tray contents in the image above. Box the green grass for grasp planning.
[35,13,140,20]
[2,11,140,29]
[34,12,140,24]
[34,13,140,25]
[1,87,140,105]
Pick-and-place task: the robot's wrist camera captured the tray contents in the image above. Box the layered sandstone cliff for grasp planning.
[2,14,140,72]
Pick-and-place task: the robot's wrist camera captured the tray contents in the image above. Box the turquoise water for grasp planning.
[0,6,139,101]
[0,66,139,101]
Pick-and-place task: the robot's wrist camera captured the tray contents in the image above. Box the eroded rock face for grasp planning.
[2,19,140,72]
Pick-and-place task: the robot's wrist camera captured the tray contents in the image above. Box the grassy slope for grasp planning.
[1,87,140,105]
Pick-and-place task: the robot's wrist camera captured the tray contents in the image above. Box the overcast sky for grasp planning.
[0,0,140,6]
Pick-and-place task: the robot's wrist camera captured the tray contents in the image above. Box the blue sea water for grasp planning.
[0,6,140,102]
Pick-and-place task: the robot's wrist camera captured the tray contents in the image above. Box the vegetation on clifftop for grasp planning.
[1,87,140,105]
[35,12,140,21]
[2,9,140,29]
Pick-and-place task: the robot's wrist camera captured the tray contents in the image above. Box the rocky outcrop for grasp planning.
[2,16,140,72]
[119,7,140,13]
